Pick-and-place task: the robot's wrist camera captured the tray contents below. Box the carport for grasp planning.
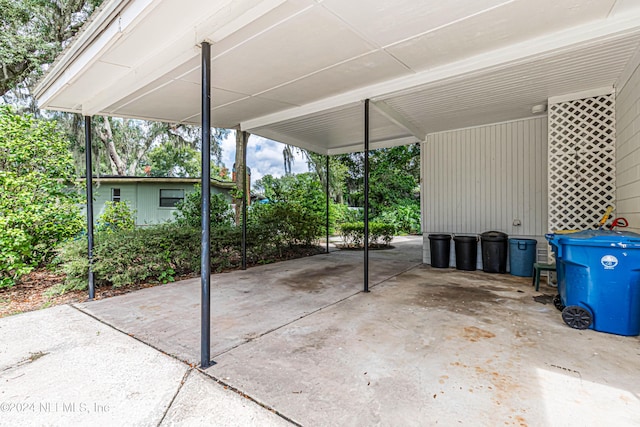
[34,0,640,371]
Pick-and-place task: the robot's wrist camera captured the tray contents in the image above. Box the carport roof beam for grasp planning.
[370,100,426,141]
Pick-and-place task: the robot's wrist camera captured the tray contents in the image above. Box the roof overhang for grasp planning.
[88,176,235,187]
[35,0,640,154]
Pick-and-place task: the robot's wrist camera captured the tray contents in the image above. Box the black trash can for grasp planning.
[481,231,508,273]
[428,234,451,268]
[453,235,478,271]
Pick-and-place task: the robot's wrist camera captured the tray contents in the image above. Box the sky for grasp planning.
[219,132,308,186]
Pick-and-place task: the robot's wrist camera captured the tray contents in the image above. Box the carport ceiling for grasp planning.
[35,0,640,154]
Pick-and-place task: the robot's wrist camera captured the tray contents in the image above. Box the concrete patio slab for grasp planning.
[0,305,187,426]
[159,369,291,426]
[76,237,422,364]
[15,236,638,426]
[0,303,305,426]
[204,266,640,426]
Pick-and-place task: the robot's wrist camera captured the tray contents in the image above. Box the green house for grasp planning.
[90,177,234,226]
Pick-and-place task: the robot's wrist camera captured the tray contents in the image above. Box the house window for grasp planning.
[159,189,184,207]
[111,188,121,202]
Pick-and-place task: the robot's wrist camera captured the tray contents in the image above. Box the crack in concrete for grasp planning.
[157,367,192,426]
[195,369,302,427]
[69,304,299,425]
[1,351,49,373]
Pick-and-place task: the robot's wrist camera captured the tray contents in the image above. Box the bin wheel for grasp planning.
[561,306,592,330]
[553,294,565,311]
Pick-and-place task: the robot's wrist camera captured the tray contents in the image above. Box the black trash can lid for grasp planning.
[481,231,508,241]
[453,235,478,242]
[428,233,451,240]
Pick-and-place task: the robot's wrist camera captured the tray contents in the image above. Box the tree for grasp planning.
[335,144,420,213]
[84,117,229,177]
[368,144,420,209]
[0,106,84,287]
[147,143,200,177]
[304,151,347,204]
[173,185,234,228]
[95,116,127,175]
[232,129,248,224]
[282,144,297,176]
[252,173,326,245]
[254,173,325,213]
[282,144,347,203]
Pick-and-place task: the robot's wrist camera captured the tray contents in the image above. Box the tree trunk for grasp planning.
[233,129,248,225]
[96,117,126,176]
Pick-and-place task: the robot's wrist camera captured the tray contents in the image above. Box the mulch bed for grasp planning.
[0,270,170,318]
[335,244,394,250]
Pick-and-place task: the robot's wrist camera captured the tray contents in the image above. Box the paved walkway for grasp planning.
[1,236,639,426]
[0,304,289,426]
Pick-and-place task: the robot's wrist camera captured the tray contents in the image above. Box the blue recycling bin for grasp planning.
[546,230,640,336]
[509,238,537,277]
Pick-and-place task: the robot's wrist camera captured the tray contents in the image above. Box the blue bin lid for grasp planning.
[509,238,537,244]
[551,230,640,248]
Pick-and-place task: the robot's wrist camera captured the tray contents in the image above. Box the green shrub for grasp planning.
[57,224,201,289]
[54,237,90,292]
[332,204,362,224]
[174,185,234,227]
[249,201,324,248]
[338,222,395,248]
[0,107,83,287]
[92,225,200,287]
[377,203,421,234]
[57,199,327,289]
[338,222,364,248]
[97,201,136,233]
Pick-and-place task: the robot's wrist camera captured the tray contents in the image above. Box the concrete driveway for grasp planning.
[2,236,639,426]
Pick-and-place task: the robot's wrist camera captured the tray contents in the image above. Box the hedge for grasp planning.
[338,222,395,248]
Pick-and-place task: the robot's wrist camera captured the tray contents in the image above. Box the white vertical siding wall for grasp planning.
[616,53,640,233]
[422,117,548,266]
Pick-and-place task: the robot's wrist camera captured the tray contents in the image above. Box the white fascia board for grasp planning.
[241,9,640,131]
[548,86,615,104]
[36,0,158,108]
[37,17,126,109]
[34,0,130,100]
[370,100,426,140]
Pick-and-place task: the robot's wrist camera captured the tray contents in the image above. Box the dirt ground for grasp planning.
[0,269,170,318]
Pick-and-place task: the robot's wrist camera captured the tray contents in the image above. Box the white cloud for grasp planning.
[219,131,308,186]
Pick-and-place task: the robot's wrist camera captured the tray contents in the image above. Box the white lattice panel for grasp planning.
[548,94,616,231]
